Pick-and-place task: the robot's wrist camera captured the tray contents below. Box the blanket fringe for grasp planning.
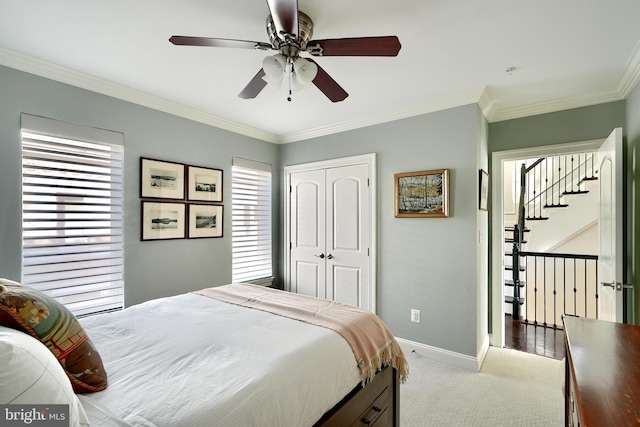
[361,339,409,385]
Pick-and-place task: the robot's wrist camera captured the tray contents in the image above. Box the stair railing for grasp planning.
[519,251,599,327]
[524,153,597,220]
[510,152,598,321]
[511,162,528,319]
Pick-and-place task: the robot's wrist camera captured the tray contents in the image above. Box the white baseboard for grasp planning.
[476,334,490,370]
[396,337,485,372]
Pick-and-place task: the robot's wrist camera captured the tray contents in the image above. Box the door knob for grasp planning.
[314,253,325,259]
[326,254,334,259]
[601,282,622,290]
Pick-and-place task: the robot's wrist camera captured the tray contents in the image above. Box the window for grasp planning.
[232,157,273,285]
[20,114,124,317]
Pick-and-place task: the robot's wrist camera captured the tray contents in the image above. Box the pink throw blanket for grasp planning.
[195,284,408,384]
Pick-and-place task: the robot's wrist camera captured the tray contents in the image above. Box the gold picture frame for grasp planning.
[394,169,449,218]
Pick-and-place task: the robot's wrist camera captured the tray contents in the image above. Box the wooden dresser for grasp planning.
[563,316,640,426]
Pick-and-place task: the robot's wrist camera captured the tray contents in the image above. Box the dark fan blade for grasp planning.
[238,69,268,99]
[265,0,298,39]
[307,36,401,57]
[308,59,348,103]
[170,36,272,50]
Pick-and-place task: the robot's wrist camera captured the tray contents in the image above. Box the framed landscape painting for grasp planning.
[187,165,223,202]
[394,169,449,218]
[188,204,223,238]
[140,157,185,200]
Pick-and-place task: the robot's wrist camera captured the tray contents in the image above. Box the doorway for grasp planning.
[490,138,605,349]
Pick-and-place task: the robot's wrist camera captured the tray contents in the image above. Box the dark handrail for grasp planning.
[519,251,598,260]
[525,158,544,173]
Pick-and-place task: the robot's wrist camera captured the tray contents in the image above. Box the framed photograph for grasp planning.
[479,169,489,211]
[188,204,223,238]
[141,201,186,241]
[187,165,223,202]
[394,169,449,218]
[140,157,185,200]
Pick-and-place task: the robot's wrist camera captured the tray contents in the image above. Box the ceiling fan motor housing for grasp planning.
[267,11,314,56]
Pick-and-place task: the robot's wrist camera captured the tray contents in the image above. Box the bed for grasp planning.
[0,280,407,427]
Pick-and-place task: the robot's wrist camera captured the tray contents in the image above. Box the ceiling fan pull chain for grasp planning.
[287,60,293,101]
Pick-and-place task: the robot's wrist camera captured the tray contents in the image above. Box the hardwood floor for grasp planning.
[504,315,566,360]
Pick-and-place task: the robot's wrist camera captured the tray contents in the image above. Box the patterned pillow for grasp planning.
[0,326,90,426]
[0,278,107,393]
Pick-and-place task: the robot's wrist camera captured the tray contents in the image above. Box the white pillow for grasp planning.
[0,326,90,427]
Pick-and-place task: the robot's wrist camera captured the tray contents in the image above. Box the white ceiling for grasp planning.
[1,0,640,143]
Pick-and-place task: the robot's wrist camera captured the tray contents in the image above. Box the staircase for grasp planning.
[504,153,599,325]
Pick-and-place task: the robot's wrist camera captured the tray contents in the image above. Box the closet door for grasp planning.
[289,162,371,311]
[326,164,370,309]
[290,169,326,298]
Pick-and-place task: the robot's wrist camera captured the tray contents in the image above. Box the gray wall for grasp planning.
[626,85,640,323]
[4,60,635,363]
[490,102,626,152]
[0,65,280,307]
[1,65,487,358]
[280,104,485,357]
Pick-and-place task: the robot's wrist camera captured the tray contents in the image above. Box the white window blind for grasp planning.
[232,158,272,284]
[20,114,124,317]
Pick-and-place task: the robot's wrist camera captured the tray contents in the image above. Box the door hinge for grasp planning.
[367,248,370,256]
[290,242,292,250]
[290,185,292,193]
[367,178,370,187]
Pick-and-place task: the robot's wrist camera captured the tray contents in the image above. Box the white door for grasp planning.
[598,127,623,322]
[326,164,370,309]
[288,162,372,311]
[290,170,326,299]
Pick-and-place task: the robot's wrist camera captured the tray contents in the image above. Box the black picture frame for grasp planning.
[187,165,223,202]
[141,201,186,241]
[188,204,223,239]
[479,169,489,211]
[140,157,186,200]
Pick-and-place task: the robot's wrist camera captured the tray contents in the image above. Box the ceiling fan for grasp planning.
[169,0,401,102]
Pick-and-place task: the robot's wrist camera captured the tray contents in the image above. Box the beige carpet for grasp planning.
[400,347,564,426]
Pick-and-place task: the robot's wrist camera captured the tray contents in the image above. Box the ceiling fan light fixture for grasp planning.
[293,57,318,85]
[262,54,286,82]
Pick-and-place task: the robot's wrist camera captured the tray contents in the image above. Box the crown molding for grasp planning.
[487,90,627,123]
[3,43,640,142]
[0,47,279,143]
[617,39,640,98]
[277,86,487,143]
[477,86,496,122]
[487,40,640,123]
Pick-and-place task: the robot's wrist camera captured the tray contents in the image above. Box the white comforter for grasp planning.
[78,292,361,427]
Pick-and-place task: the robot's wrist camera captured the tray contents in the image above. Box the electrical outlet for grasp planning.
[411,309,420,323]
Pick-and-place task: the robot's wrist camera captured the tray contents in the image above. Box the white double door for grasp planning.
[286,156,374,312]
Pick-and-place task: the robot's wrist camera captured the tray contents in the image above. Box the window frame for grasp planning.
[231,157,273,285]
[20,114,125,317]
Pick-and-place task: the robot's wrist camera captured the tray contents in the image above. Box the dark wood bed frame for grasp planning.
[313,365,399,427]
